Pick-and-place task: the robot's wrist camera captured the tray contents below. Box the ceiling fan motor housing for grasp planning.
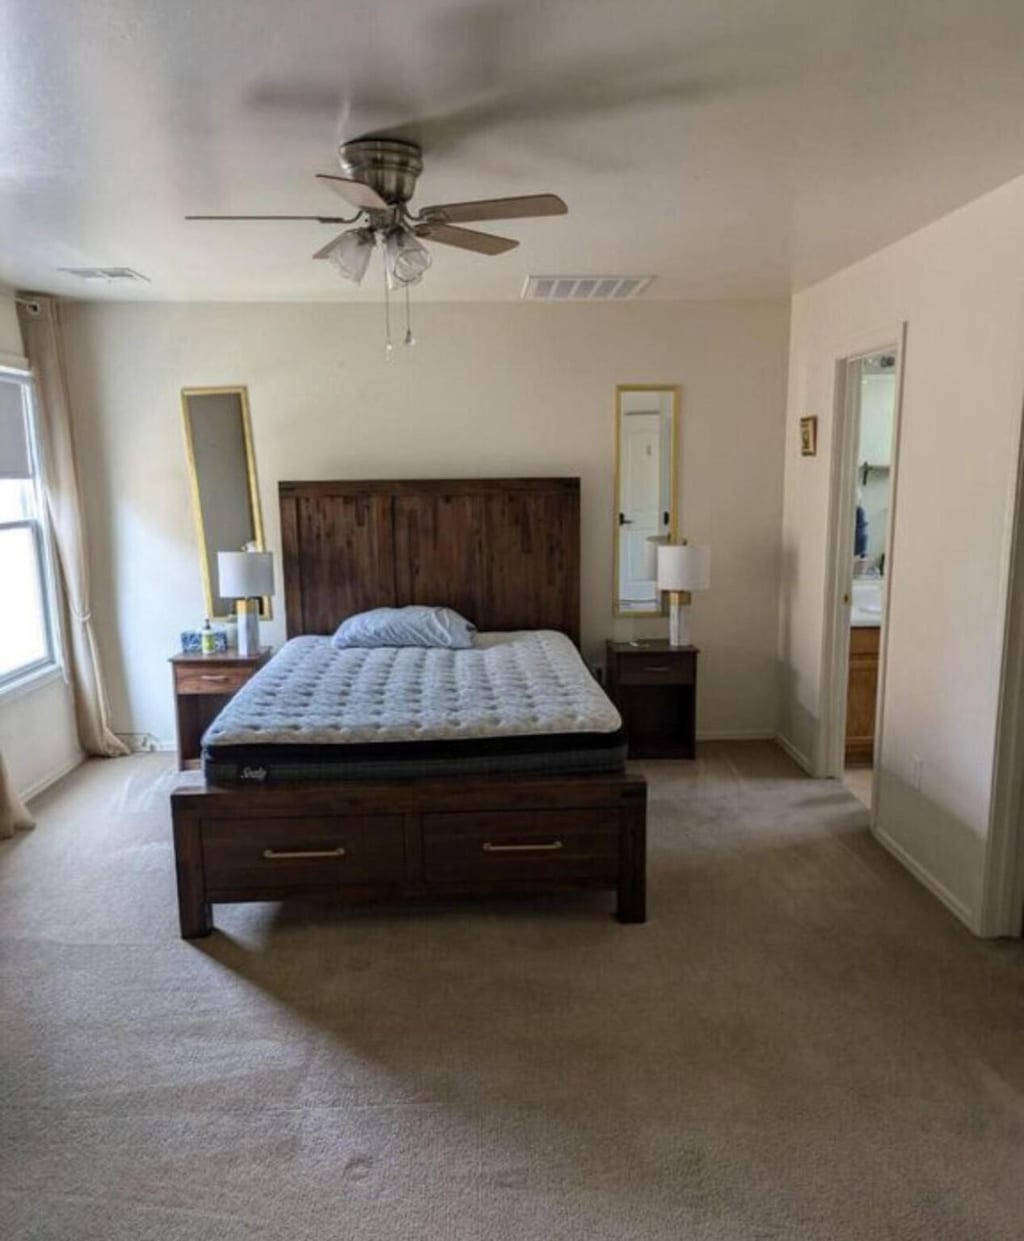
[338,138,424,206]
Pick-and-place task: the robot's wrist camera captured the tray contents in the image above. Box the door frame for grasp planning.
[819,323,907,815]
[979,395,1024,937]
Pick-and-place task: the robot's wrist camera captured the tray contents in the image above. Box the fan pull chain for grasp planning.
[382,238,393,359]
[404,284,415,347]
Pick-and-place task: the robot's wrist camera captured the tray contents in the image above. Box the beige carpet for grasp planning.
[2,743,1023,1240]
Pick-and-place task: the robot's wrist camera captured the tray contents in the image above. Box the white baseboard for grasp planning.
[872,822,977,933]
[696,729,776,742]
[774,732,815,775]
[116,733,176,754]
[21,753,84,804]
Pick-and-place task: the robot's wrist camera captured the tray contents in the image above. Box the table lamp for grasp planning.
[217,550,274,657]
[657,543,711,647]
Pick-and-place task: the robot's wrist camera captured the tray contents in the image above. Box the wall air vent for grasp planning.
[58,267,150,284]
[521,275,655,301]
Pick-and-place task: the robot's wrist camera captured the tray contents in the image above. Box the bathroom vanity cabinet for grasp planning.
[845,626,880,765]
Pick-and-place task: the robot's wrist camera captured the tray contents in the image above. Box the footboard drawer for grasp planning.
[201,815,404,893]
[422,808,620,884]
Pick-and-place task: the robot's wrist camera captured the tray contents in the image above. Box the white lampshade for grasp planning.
[217,550,274,599]
[657,543,711,592]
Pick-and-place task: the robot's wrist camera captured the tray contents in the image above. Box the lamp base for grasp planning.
[236,599,260,657]
[668,592,692,648]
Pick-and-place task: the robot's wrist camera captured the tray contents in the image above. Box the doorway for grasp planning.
[822,341,903,811]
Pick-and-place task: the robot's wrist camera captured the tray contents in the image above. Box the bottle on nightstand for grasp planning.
[200,619,216,655]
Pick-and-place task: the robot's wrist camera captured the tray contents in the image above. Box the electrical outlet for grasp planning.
[911,755,923,791]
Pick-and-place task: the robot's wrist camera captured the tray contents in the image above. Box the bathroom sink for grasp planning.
[850,578,884,627]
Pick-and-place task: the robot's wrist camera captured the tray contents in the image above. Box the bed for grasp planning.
[170,478,647,938]
[201,630,628,782]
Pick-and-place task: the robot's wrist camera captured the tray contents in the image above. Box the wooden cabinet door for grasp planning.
[845,627,880,765]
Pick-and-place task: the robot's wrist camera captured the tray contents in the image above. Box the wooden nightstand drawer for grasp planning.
[174,664,254,695]
[616,654,695,686]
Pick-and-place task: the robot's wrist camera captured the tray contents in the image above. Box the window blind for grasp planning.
[0,377,31,480]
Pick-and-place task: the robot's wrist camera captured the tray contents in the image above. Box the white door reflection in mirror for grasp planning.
[614,386,679,616]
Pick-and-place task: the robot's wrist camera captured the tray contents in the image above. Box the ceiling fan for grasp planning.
[186,136,567,290]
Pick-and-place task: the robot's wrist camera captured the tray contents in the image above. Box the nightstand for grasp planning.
[170,649,271,770]
[605,640,699,759]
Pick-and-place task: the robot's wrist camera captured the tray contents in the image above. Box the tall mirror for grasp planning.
[613,384,679,615]
[181,387,270,620]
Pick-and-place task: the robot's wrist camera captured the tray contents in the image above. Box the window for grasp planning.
[0,371,59,690]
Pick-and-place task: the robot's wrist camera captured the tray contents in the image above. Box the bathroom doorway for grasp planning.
[821,337,904,812]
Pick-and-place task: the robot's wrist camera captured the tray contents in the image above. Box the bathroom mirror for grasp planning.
[181,386,270,620]
[613,385,679,616]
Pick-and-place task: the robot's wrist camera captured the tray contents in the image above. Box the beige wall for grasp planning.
[777,173,1024,932]
[0,675,80,800]
[62,298,790,747]
[0,289,81,799]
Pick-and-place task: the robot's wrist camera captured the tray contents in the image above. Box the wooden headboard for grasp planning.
[279,478,580,643]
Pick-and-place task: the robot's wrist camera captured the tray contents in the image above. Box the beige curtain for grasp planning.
[0,751,34,838]
[17,296,128,758]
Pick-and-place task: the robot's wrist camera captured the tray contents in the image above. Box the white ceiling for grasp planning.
[3,0,1024,303]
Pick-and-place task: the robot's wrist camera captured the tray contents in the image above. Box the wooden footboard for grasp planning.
[170,771,647,938]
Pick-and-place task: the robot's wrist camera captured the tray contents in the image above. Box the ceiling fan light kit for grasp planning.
[324,227,375,283]
[186,136,567,351]
[384,225,431,290]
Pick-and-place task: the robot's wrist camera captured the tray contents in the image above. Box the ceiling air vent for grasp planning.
[58,267,150,284]
[522,275,654,301]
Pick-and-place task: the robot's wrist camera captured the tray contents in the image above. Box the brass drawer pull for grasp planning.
[262,846,346,860]
[482,840,564,854]
[200,674,230,682]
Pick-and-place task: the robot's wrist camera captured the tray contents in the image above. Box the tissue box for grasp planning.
[180,628,228,654]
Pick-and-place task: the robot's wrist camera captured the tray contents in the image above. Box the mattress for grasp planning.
[202,631,626,782]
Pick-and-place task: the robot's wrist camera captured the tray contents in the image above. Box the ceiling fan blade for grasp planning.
[316,173,388,211]
[416,222,519,255]
[186,214,355,223]
[418,194,567,225]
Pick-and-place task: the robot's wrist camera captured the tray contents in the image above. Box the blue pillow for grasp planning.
[331,606,477,650]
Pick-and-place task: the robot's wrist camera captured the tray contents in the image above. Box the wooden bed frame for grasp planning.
[171,478,647,938]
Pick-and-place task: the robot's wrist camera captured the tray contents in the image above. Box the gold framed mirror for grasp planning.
[613,384,680,617]
[181,386,270,621]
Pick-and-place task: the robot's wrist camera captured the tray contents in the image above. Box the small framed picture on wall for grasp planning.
[800,415,818,456]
